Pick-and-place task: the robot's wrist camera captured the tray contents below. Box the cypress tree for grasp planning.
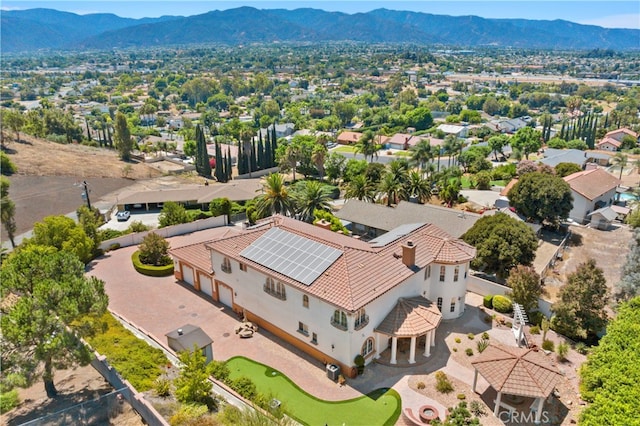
[250,139,257,173]
[560,121,566,141]
[237,141,244,175]
[257,132,265,170]
[227,147,233,181]
[264,129,272,169]
[214,142,223,181]
[270,131,278,167]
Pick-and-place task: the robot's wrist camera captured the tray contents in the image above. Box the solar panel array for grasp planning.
[368,223,425,247]
[240,228,343,285]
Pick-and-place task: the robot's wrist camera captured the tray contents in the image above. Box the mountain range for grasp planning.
[2,7,638,53]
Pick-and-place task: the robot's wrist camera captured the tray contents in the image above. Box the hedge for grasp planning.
[492,295,513,313]
[483,294,494,309]
[131,250,174,277]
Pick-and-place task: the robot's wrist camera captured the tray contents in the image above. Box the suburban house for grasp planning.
[259,123,296,139]
[386,133,424,150]
[437,124,468,139]
[337,131,362,145]
[335,200,482,239]
[490,117,529,134]
[539,148,611,169]
[563,168,620,224]
[596,128,638,151]
[170,215,475,376]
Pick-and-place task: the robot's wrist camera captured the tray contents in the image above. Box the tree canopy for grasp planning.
[579,297,640,425]
[614,229,640,303]
[113,111,133,161]
[158,201,189,228]
[30,215,95,263]
[461,213,538,279]
[506,265,542,313]
[510,126,542,160]
[0,246,108,397]
[507,172,573,224]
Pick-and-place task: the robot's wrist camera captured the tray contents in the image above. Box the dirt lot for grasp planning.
[0,364,144,426]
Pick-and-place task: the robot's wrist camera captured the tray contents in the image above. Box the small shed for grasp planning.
[587,206,618,230]
[166,324,213,363]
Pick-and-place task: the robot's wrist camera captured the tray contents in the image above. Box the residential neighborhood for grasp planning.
[1,5,639,426]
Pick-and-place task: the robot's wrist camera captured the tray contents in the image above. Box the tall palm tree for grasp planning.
[355,130,380,162]
[256,173,294,217]
[311,144,328,180]
[378,160,409,206]
[378,172,403,207]
[291,180,334,223]
[409,139,433,174]
[406,170,432,204]
[611,152,628,180]
[443,135,458,167]
[344,175,376,203]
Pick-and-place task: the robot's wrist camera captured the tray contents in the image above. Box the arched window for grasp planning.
[264,277,286,300]
[221,257,231,273]
[331,310,348,330]
[354,308,369,330]
[302,295,309,308]
[361,337,375,357]
[437,297,443,312]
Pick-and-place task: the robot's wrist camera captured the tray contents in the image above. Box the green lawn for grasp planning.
[226,357,401,426]
[334,145,357,154]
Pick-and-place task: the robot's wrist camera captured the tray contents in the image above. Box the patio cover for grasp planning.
[471,344,563,398]
[374,296,442,337]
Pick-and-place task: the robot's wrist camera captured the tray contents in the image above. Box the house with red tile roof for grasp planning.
[170,215,475,376]
[336,131,362,145]
[596,128,639,152]
[563,168,620,224]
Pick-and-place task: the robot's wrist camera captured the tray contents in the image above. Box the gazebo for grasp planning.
[374,296,441,364]
[471,344,563,424]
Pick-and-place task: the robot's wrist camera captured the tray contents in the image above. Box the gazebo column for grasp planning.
[430,329,436,347]
[424,331,431,357]
[494,391,502,418]
[535,397,545,424]
[472,369,478,393]
[390,337,398,364]
[374,333,383,359]
[408,336,417,364]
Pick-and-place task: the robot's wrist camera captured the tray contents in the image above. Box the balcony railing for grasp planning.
[221,263,231,273]
[263,284,286,301]
[354,314,369,331]
[330,317,348,331]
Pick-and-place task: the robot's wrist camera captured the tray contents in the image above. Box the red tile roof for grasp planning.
[374,296,442,337]
[563,168,620,201]
[337,131,362,144]
[471,344,563,398]
[204,216,475,311]
[169,228,239,273]
[596,136,621,148]
[604,128,638,141]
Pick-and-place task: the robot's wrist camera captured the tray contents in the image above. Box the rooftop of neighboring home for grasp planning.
[604,127,638,141]
[204,215,475,311]
[563,168,620,201]
[335,200,482,238]
[337,131,362,144]
[386,133,424,148]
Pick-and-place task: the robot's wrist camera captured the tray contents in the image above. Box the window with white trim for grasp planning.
[298,322,308,336]
[264,277,286,300]
[424,265,431,280]
[221,257,231,273]
[331,310,348,330]
[361,337,375,357]
[454,266,459,282]
[450,297,456,313]
[439,265,446,282]
[437,297,443,312]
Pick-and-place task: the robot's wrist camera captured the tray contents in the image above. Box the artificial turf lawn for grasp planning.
[225,356,401,426]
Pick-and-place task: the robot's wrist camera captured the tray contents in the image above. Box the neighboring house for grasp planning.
[337,131,362,145]
[491,117,529,134]
[563,168,620,224]
[335,200,482,239]
[483,207,542,236]
[170,215,475,376]
[386,133,424,150]
[596,128,639,151]
[437,124,468,139]
[259,123,296,139]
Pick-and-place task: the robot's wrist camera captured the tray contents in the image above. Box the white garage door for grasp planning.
[218,285,233,308]
[198,273,213,297]
[181,264,194,286]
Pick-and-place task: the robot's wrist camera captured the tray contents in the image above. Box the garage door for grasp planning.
[218,284,233,308]
[181,264,194,286]
[198,273,213,297]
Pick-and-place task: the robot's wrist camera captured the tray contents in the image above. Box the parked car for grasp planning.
[116,211,131,221]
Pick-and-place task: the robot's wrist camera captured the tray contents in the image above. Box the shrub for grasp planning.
[455,337,461,343]
[542,339,555,351]
[417,381,426,390]
[452,348,458,352]
[528,311,544,327]
[154,378,171,397]
[477,338,489,353]
[208,361,230,382]
[354,354,365,375]
[435,371,454,394]
[556,342,569,361]
[465,348,474,356]
[467,333,475,340]
[0,152,17,175]
[574,342,588,355]
[482,294,493,309]
[231,376,257,400]
[132,250,174,277]
[138,232,172,266]
[470,400,487,417]
[169,403,210,426]
[505,321,513,328]
[457,393,466,400]
[128,220,150,233]
[481,332,490,340]
[108,243,121,252]
[530,325,540,334]
[492,295,513,313]
[483,315,492,323]
[0,389,19,413]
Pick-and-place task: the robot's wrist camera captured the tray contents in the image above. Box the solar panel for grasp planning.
[240,228,343,285]
[368,223,425,247]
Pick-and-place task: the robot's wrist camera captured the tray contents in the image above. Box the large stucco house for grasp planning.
[170,215,475,376]
[563,167,620,224]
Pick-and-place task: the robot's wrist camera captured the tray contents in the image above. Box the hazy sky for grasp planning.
[2,1,639,29]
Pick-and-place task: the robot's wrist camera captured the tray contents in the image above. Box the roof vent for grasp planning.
[177,328,183,336]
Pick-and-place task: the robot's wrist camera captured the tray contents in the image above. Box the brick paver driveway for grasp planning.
[88,227,368,401]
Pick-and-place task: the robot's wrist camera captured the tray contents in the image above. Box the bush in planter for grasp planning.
[542,339,555,351]
[435,371,454,394]
[132,250,174,277]
[483,294,494,309]
[354,354,365,375]
[492,295,513,313]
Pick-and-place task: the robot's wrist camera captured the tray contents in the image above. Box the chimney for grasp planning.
[315,219,332,230]
[402,240,416,267]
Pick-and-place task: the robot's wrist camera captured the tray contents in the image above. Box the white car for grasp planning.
[116,211,131,221]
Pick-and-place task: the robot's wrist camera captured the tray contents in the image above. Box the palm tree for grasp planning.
[291,180,334,222]
[406,170,432,204]
[355,130,380,162]
[256,174,294,217]
[409,139,433,174]
[311,144,328,180]
[611,152,628,180]
[443,135,458,167]
[344,175,376,203]
[378,160,409,207]
[280,143,302,182]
